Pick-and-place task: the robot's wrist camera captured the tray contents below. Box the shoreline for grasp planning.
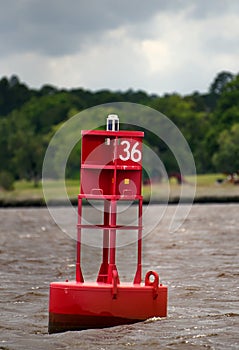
[1,195,239,207]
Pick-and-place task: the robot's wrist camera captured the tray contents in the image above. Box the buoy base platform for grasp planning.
[48,280,167,333]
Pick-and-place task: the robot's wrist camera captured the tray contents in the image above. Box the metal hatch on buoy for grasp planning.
[48,114,167,333]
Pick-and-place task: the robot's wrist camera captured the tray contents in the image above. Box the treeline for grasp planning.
[0,71,238,189]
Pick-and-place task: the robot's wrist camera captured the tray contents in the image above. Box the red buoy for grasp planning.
[48,115,167,333]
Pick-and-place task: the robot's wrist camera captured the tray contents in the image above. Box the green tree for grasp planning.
[1,70,239,182]
[215,74,239,126]
[209,71,234,95]
[203,74,239,173]
[9,126,50,186]
[0,75,35,116]
[201,71,235,112]
[212,123,239,173]
[17,92,79,133]
[149,93,210,172]
[0,118,13,173]
[0,171,14,191]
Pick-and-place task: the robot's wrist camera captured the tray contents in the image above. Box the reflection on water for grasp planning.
[0,205,238,349]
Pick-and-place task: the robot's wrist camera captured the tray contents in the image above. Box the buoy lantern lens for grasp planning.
[108,119,113,131]
[107,114,119,131]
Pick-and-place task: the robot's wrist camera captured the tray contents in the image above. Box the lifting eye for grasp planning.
[149,274,156,283]
[145,271,159,287]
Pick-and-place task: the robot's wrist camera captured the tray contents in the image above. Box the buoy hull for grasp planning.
[48,281,167,333]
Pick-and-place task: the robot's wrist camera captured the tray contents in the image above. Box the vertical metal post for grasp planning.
[97,200,110,282]
[107,134,119,284]
[110,199,116,265]
[112,137,118,196]
[103,200,110,261]
[107,200,119,283]
[76,198,84,282]
[134,198,143,284]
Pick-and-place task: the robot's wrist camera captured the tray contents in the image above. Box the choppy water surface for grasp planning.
[0,204,238,349]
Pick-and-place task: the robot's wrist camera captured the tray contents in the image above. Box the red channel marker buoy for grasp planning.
[48,114,167,333]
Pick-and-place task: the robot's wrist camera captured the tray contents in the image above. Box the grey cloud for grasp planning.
[0,0,198,56]
[0,0,238,57]
[0,0,169,56]
[186,0,239,19]
[204,35,239,55]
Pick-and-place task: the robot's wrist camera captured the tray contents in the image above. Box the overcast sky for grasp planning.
[0,0,238,95]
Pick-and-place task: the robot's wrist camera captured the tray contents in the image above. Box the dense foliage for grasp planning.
[0,71,238,188]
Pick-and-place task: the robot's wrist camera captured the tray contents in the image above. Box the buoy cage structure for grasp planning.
[48,115,168,333]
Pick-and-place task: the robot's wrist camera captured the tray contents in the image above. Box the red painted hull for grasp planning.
[49,281,167,333]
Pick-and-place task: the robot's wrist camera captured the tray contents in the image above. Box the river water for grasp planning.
[0,204,238,349]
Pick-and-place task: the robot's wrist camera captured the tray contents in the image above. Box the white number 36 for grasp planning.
[119,141,142,162]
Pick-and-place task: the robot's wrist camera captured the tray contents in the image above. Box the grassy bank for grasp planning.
[1,174,239,206]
